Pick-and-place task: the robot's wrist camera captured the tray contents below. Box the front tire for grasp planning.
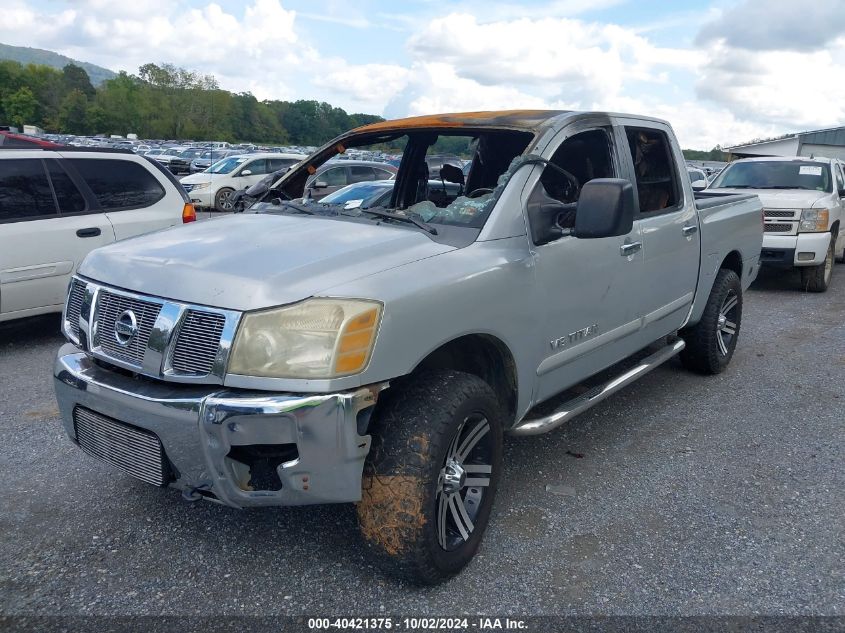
[801,235,834,292]
[680,269,742,374]
[357,370,504,584]
[214,187,235,212]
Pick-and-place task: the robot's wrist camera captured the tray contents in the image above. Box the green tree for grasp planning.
[61,64,95,98]
[58,89,90,134]
[4,86,38,127]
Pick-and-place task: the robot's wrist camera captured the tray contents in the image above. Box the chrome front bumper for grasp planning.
[54,344,384,508]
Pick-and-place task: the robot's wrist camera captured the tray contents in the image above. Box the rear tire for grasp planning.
[357,370,504,585]
[800,235,833,292]
[214,187,235,212]
[680,269,742,374]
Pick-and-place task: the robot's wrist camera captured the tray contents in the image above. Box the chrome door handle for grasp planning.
[682,225,698,236]
[620,241,642,256]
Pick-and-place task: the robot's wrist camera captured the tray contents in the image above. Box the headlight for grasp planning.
[190,182,210,191]
[799,208,829,232]
[228,299,382,379]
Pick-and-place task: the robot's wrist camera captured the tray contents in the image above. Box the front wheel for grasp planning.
[800,235,834,292]
[357,370,504,584]
[214,187,235,212]
[680,268,742,374]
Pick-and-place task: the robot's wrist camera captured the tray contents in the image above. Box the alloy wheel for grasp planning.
[716,289,739,357]
[435,413,494,551]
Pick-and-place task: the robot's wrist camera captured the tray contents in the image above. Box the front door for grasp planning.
[529,125,646,403]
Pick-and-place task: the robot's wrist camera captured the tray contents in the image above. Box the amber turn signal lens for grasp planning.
[182,203,197,223]
[333,306,380,374]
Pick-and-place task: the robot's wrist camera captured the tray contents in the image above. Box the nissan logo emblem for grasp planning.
[114,309,138,346]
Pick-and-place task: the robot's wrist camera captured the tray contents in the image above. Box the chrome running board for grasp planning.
[510,339,685,436]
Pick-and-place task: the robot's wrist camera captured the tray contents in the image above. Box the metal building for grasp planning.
[725,126,845,161]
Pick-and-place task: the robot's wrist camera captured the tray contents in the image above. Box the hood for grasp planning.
[79,214,455,311]
[709,187,829,208]
[179,172,226,184]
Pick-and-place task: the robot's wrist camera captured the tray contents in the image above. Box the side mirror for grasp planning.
[574,179,635,239]
[313,180,328,189]
[526,185,576,246]
[241,169,253,176]
[691,180,707,191]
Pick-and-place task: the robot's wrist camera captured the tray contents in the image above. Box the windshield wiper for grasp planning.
[269,200,317,215]
[361,209,438,235]
[758,185,811,190]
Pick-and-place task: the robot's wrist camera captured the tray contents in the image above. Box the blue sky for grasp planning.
[5,0,845,148]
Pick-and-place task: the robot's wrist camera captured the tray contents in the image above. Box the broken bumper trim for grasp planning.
[53,344,384,508]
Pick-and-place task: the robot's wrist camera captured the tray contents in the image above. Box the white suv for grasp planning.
[179,152,306,211]
[0,148,196,322]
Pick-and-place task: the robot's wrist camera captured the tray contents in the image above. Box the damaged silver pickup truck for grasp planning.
[54,110,763,584]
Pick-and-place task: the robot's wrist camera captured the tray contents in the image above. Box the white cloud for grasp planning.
[313,63,411,113]
[3,1,845,149]
[695,41,845,131]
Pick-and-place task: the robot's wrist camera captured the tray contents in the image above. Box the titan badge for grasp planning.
[550,324,598,350]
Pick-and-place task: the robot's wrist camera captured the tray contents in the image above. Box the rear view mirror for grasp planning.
[574,179,635,239]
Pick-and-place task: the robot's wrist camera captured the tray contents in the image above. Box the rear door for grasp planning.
[619,120,699,337]
[66,156,183,241]
[621,119,700,340]
[0,155,114,318]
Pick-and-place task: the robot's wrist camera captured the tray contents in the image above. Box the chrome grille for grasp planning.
[95,291,162,367]
[73,406,168,486]
[764,209,795,218]
[764,223,792,233]
[171,310,226,375]
[65,279,86,341]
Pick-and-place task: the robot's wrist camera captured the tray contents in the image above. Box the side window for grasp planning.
[536,128,615,229]
[45,159,86,214]
[68,159,165,211]
[373,167,395,180]
[624,127,680,213]
[321,167,347,186]
[349,166,377,183]
[0,159,58,222]
[244,159,268,176]
[836,164,845,192]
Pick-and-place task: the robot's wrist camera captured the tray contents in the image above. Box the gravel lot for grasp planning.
[1,266,843,617]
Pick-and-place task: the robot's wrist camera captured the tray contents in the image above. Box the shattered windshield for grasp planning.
[256,128,534,231]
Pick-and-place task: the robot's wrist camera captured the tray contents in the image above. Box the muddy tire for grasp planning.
[214,187,235,212]
[680,269,742,375]
[357,370,504,584]
[800,235,834,292]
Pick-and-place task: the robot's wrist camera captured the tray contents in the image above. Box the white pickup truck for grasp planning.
[708,156,845,291]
